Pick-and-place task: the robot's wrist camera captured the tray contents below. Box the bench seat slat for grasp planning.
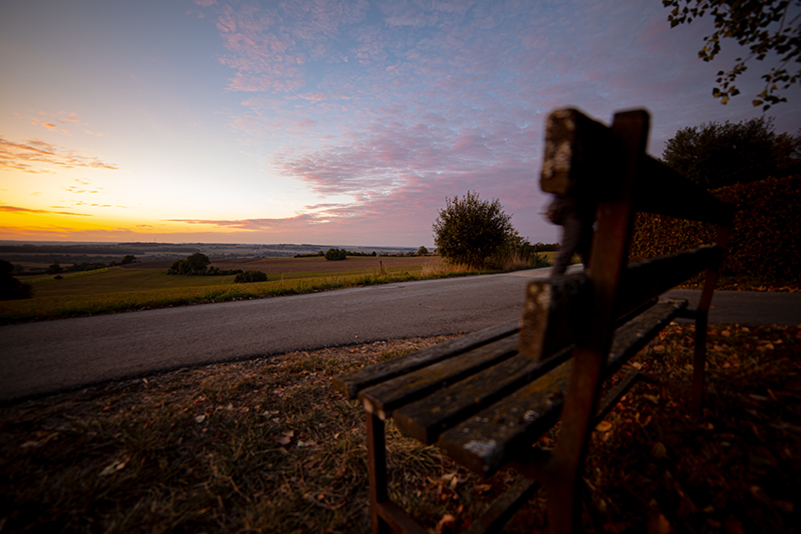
[359,334,520,420]
[394,347,573,445]
[438,298,687,475]
[332,319,518,399]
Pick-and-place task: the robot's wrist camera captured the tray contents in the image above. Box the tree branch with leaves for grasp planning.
[664,0,801,109]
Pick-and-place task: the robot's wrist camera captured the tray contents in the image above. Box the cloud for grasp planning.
[0,137,119,173]
[0,205,92,217]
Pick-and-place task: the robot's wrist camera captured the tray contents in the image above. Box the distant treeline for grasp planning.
[295,250,380,258]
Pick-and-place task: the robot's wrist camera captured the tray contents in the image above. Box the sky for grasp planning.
[1,0,799,248]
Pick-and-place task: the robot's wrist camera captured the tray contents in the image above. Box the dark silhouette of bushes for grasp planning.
[630,175,800,283]
[325,248,347,261]
[1,259,32,300]
[234,270,268,283]
[167,253,242,276]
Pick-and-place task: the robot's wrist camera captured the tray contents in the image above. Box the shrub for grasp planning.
[324,248,347,261]
[234,270,268,283]
[0,259,32,300]
[629,175,801,283]
[433,191,515,270]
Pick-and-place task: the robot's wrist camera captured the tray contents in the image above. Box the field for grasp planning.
[131,254,446,275]
[0,255,467,324]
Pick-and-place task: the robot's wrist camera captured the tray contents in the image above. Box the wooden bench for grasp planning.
[332,108,735,533]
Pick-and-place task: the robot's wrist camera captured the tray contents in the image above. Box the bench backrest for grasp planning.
[520,108,735,362]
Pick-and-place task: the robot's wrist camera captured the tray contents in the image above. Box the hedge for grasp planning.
[629,175,800,283]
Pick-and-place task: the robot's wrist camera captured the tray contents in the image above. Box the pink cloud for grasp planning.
[0,137,119,173]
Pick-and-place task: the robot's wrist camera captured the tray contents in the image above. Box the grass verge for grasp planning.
[1,324,798,533]
[0,263,543,325]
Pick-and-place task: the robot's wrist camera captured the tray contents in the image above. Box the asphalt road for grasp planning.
[2,267,799,403]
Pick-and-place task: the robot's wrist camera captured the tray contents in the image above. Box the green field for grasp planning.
[0,263,475,324]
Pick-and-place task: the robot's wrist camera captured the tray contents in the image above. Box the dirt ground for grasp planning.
[127,255,444,273]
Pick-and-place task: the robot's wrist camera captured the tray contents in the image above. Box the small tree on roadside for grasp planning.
[432,190,514,270]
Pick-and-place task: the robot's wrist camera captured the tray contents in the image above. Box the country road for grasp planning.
[2,267,799,403]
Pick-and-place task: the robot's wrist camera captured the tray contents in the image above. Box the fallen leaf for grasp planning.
[595,421,613,432]
[275,429,294,445]
[195,415,206,423]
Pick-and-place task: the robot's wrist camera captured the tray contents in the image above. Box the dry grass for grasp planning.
[1,325,798,533]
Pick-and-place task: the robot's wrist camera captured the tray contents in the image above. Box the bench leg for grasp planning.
[366,413,392,534]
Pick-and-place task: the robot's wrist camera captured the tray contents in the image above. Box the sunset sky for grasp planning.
[1,0,799,247]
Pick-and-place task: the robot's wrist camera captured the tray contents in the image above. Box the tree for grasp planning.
[46,260,62,275]
[324,248,347,261]
[417,246,429,256]
[166,253,211,275]
[663,0,801,109]
[432,190,514,270]
[0,259,32,300]
[662,116,800,188]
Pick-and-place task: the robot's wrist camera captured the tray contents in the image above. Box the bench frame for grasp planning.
[333,108,735,533]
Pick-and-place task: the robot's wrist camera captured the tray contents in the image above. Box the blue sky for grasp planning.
[1,0,799,247]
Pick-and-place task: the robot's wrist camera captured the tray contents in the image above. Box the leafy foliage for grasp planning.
[234,270,268,283]
[432,191,515,270]
[0,259,32,300]
[324,248,347,261]
[663,0,801,109]
[46,260,63,275]
[629,175,801,283]
[167,253,241,276]
[661,117,801,188]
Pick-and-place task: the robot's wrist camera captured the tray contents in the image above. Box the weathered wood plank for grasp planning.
[359,334,520,420]
[439,299,687,475]
[616,246,723,315]
[636,157,736,226]
[540,108,619,200]
[331,319,518,399]
[394,347,573,444]
[518,247,716,360]
[540,108,735,226]
[518,274,590,361]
